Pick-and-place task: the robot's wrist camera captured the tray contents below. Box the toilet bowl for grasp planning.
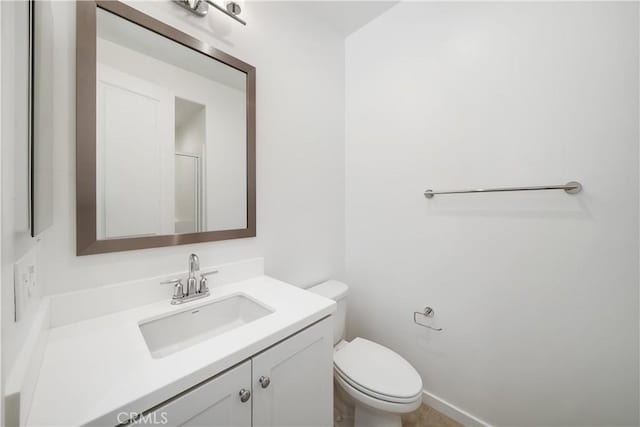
[307,281,423,427]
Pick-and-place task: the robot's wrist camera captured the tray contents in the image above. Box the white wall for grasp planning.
[39,1,345,295]
[1,0,43,390]
[345,2,639,426]
[0,2,4,422]
[175,106,205,157]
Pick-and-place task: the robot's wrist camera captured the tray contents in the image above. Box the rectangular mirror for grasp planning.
[76,1,256,255]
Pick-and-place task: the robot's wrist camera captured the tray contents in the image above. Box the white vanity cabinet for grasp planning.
[147,360,252,427]
[252,317,333,427]
[146,318,333,427]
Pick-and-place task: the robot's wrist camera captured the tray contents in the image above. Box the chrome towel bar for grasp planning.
[424,181,582,199]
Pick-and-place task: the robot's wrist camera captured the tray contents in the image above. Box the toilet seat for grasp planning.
[333,338,423,406]
[334,370,422,415]
[335,367,421,404]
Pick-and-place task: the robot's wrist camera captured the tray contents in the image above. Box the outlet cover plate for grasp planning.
[13,248,38,322]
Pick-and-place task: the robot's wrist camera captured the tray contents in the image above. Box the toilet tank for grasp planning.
[307,280,348,345]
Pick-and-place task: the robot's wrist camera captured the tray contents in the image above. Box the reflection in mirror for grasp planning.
[174,97,204,234]
[95,8,247,240]
[32,0,55,236]
[8,0,32,235]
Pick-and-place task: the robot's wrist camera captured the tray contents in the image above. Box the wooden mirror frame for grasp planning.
[76,0,256,255]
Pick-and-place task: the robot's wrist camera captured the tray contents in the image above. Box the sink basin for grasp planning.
[139,293,273,358]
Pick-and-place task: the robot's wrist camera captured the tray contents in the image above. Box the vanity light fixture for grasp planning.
[173,0,247,25]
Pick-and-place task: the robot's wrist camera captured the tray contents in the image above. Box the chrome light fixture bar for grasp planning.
[173,0,247,25]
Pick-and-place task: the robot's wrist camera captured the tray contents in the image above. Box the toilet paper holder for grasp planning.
[414,306,443,331]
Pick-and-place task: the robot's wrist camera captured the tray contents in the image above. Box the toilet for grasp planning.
[308,280,423,427]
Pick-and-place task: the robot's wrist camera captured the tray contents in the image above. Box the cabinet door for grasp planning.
[147,360,252,427]
[252,318,334,427]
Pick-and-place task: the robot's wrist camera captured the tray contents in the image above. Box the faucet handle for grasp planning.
[199,270,218,294]
[200,270,219,278]
[160,278,185,301]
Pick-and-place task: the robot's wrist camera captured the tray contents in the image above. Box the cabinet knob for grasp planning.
[239,388,251,403]
[259,376,271,389]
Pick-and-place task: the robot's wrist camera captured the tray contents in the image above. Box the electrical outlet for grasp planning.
[13,247,38,322]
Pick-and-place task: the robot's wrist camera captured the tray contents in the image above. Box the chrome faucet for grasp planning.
[160,253,218,305]
[187,253,200,296]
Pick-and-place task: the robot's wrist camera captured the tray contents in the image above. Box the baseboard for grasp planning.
[422,389,491,427]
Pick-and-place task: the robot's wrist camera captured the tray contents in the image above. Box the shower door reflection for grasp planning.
[174,153,201,234]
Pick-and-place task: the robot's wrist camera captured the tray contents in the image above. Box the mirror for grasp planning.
[76,1,255,255]
[32,0,55,237]
[6,0,33,236]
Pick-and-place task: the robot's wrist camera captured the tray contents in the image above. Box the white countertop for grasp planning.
[27,276,335,427]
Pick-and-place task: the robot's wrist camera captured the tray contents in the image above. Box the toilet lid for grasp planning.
[334,338,422,400]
